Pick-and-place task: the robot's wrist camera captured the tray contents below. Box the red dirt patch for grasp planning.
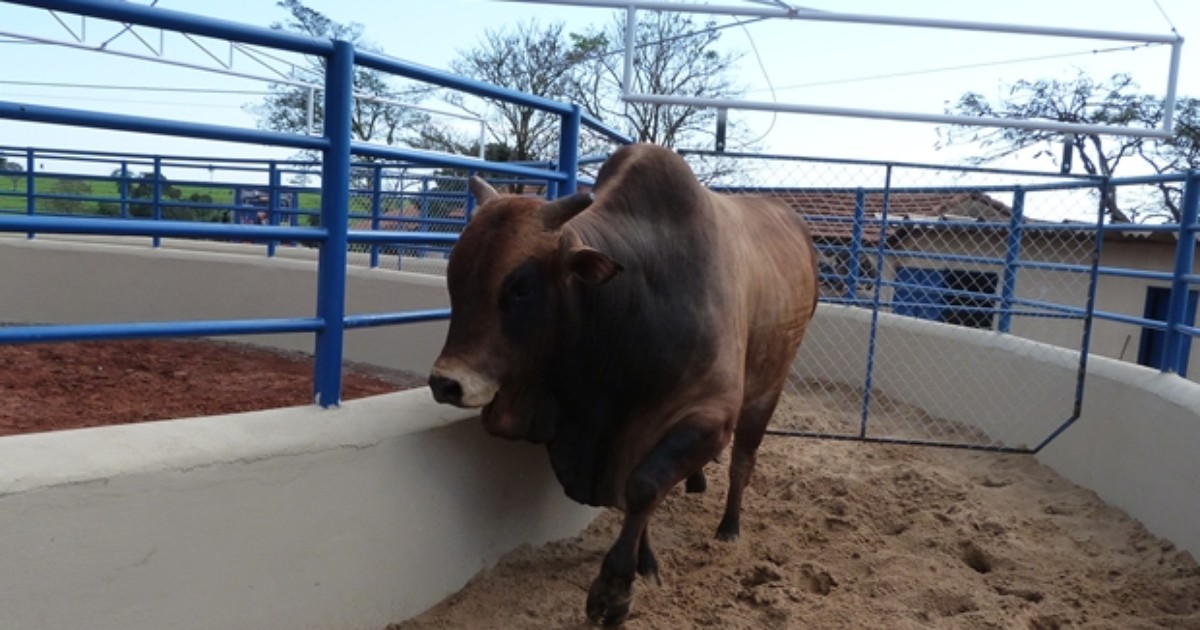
[0,338,426,436]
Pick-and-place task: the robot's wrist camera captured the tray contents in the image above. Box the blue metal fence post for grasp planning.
[25,147,35,239]
[847,188,865,302]
[417,176,430,260]
[119,160,129,219]
[151,155,162,248]
[860,166,895,439]
[312,39,355,408]
[556,104,582,196]
[1161,170,1200,374]
[998,188,1026,333]
[464,170,477,223]
[267,160,280,258]
[546,161,559,199]
[369,163,382,269]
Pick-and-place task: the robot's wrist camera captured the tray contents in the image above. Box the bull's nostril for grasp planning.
[429,374,464,405]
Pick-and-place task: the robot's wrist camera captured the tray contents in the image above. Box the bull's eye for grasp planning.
[507,278,533,302]
[499,260,543,342]
[500,260,541,311]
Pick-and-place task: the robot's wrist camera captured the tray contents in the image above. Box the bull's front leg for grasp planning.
[585,412,733,627]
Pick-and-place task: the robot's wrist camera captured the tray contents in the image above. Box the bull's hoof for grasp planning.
[586,574,634,627]
[715,515,740,542]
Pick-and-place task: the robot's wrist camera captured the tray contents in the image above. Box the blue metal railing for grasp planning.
[0,144,569,265]
[0,0,630,407]
[1,0,1194,426]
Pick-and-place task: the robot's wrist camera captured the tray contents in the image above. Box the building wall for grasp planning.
[882,230,1199,383]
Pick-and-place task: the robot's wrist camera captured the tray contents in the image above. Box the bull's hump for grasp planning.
[594,144,707,219]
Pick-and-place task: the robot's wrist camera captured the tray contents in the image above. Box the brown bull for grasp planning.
[429,143,818,626]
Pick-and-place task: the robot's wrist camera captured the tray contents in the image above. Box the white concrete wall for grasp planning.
[0,391,597,630]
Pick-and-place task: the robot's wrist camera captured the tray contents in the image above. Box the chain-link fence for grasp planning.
[689,150,1112,452]
[343,167,466,276]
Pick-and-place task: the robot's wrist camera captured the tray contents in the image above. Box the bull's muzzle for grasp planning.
[428,360,499,408]
[428,373,465,406]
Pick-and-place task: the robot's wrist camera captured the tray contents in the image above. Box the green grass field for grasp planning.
[0,174,322,216]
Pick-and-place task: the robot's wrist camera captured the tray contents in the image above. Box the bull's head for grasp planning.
[428,176,622,441]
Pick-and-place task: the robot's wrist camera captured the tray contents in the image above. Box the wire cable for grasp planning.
[1150,0,1180,35]
[568,16,769,65]
[737,20,778,148]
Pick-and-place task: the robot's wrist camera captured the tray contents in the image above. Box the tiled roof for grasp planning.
[740,190,1013,243]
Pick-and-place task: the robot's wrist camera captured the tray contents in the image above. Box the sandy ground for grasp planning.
[395,393,1200,629]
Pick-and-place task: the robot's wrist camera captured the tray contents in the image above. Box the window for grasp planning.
[1138,287,1198,377]
[893,267,998,329]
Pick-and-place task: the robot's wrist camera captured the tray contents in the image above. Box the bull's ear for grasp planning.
[566,245,623,285]
[468,176,499,206]
[540,193,594,231]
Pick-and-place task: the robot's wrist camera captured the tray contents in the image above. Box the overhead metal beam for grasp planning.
[498,0,1184,138]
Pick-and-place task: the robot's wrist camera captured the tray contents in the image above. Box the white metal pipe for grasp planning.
[1162,39,1183,134]
[499,0,1181,138]
[497,0,1181,44]
[623,93,1177,139]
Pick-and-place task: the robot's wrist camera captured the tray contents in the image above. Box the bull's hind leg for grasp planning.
[685,470,707,493]
[586,411,733,627]
[716,389,784,541]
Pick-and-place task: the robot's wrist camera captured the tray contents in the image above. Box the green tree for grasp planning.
[566,11,747,152]
[441,13,751,183]
[246,0,430,159]
[128,172,183,218]
[45,178,92,214]
[938,72,1200,222]
[446,20,578,169]
[1,158,23,192]
[1135,97,1200,222]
